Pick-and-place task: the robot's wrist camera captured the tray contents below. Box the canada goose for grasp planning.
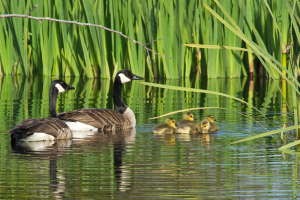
[9,80,75,142]
[199,119,210,133]
[177,112,200,134]
[58,69,143,132]
[205,115,219,133]
[152,117,177,134]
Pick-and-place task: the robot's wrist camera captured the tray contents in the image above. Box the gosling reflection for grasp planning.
[153,133,176,146]
[198,132,216,147]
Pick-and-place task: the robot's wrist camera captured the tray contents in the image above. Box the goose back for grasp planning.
[58,108,132,132]
[9,117,72,141]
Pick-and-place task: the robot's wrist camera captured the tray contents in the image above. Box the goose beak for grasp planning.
[193,117,197,120]
[132,74,144,80]
[67,85,75,90]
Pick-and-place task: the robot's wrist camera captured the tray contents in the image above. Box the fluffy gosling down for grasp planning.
[177,112,200,134]
[199,119,210,133]
[204,115,219,133]
[152,117,177,135]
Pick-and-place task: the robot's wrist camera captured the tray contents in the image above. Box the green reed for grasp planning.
[0,0,297,78]
[198,0,300,151]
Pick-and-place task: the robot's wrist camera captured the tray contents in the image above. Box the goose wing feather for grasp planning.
[9,118,70,139]
[58,108,132,131]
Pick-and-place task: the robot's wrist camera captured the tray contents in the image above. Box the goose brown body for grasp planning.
[58,108,132,132]
[9,118,72,140]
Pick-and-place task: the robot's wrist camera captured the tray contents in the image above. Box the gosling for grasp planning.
[177,112,200,134]
[152,117,177,135]
[199,119,210,133]
[204,115,219,133]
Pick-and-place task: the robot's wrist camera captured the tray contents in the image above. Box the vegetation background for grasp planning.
[0,0,298,79]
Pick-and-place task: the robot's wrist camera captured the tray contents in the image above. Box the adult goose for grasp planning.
[58,69,143,132]
[9,80,75,143]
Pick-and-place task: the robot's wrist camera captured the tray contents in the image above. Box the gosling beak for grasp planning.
[132,74,144,80]
[193,117,197,120]
[67,84,75,90]
[175,123,178,128]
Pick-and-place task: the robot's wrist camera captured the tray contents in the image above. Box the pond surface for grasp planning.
[0,75,299,199]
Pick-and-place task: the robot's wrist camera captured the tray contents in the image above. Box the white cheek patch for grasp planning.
[118,73,131,84]
[55,83,65,93]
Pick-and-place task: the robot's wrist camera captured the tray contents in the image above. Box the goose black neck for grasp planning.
[49,84,59,118]
[113,78,127,114]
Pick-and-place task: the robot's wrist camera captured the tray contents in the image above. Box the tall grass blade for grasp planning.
[230,125,300,145]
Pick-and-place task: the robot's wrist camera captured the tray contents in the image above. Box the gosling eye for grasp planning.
[172,120,175,123]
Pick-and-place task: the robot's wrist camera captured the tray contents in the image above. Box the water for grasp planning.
[0,76,299,199]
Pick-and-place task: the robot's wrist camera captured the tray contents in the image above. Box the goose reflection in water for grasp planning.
[10,128,137,197]
[71,128,136,192]
[11,139,72,199]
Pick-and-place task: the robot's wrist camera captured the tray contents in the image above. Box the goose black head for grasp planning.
[52,80,75,93]
[116,69,143,84]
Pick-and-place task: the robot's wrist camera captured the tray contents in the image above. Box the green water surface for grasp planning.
[0,75,299,199]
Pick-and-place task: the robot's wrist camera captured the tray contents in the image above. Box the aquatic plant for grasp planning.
[143,0,300,152]
[0,0,298,78]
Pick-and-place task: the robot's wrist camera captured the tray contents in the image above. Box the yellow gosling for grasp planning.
[199,119,210,133]
[177,112,200,134]
[152,117,177,135]
[205,115,219,133]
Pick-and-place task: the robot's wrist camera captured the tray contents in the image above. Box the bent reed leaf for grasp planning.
[184,44,253,52]
[230,125,300,145]
[278,140,300,151]
[140,81,271,124]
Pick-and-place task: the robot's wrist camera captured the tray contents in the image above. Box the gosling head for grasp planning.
[116,69,143,84]
[183,112,196,121]
[200,119,210,133]
[205,115,216,123]
[165,117,176,128]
